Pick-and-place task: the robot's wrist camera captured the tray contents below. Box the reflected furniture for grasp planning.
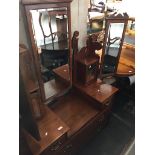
[20,0,119,155]
[116,44,135,76]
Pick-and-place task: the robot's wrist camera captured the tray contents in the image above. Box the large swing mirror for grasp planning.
[100,12,129,77]
[23,2,72,102]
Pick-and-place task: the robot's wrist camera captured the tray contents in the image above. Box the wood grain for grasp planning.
[74,79,118,106]
[52,64,70,83]
[44,78,69,100]
[23,105,70,155]
[49,92,99,137]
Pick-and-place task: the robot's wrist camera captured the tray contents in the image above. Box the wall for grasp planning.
[71,0,89,49]
[19,0,89,49]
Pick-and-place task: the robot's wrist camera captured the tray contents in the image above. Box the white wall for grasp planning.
[71,0,89,49]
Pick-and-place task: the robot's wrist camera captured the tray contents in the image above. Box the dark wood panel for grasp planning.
[74,79,118,107]
[23,105,70,155]
[44,79,69,100]
[36,106,69,151]
[19,46,39,94]
[56,108,110,155]
[49,92,99,137]
[52,64,70,84]
[20,128,34,155]
[20,74,41,141]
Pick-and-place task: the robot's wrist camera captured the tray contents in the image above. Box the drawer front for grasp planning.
[41,134,67,155]
[56,112,107,155]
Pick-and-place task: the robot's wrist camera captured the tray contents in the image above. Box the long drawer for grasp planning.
[56,109,110,155]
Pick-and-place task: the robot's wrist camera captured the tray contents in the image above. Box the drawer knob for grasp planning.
[63,144,72,152]
[105,101,110,106]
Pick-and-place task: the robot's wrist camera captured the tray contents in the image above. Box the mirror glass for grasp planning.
[101,22,125,75]
[30,7,70,100]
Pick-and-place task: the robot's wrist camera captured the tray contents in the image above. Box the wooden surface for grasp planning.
[50,91,99,137]
[52,64,70,83]
[74,79,118,106]
[116,45,135,76]
[44,78,69,100]
[24,105,70,155]
[76,56,99,66]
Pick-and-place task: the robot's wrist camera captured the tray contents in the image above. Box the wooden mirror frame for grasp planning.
[100,12,129,78]
[21,0,73,102]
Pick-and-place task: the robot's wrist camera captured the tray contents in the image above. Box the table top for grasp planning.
[52,64,70,83]
[116,44,135,77]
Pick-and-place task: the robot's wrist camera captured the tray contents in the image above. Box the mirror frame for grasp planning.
[22,0,73,102]
[100,12,129,78]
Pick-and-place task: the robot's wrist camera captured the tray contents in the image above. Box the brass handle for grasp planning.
[63,144,72,153]
[105,101,110,106]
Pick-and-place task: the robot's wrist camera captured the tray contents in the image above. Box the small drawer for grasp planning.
[41,134,67,155]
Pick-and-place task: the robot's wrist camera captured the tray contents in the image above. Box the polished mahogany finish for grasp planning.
[74,36,102,85]
[23,104,70,155]
[49,91,99,137]
[76,57,99,85]
[52,64,70,84]
[74,80,118,108]
[20,25,119,155]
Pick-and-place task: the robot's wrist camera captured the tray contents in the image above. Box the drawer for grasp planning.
[41,134,67,155]
[56,112,107,155]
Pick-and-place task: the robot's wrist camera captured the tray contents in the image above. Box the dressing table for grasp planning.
[20,0,119,154]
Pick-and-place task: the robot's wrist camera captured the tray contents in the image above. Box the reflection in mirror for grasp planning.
[105,23,124,56]
[30,7,70,100]
[100,13,128,77]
